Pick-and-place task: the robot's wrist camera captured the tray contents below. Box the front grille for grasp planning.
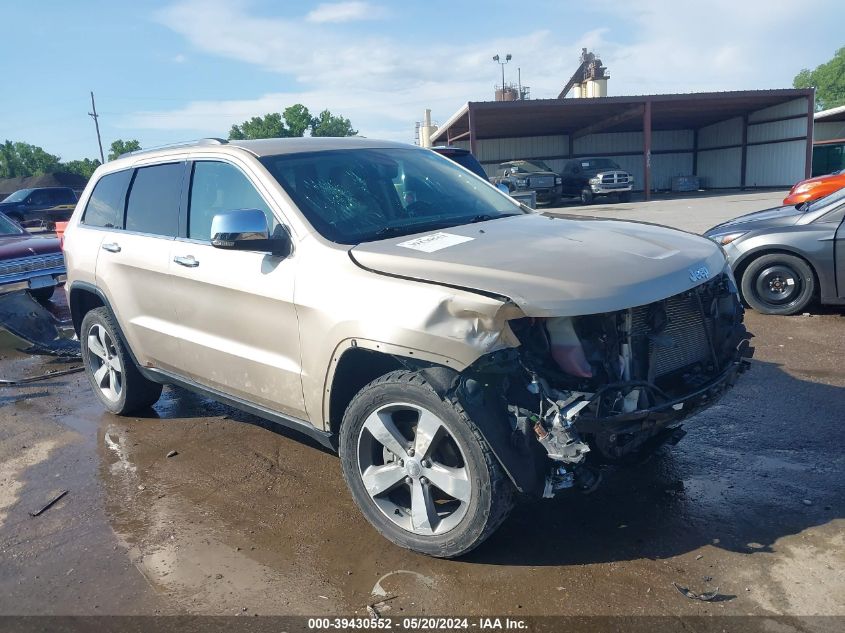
[631,286,714,378]
[600,171,630,185]
[0,253,65,278]
[529,176,554,188]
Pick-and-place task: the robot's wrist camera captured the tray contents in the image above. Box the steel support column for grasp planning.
[805,91,815,178]
[468,103,478,157]
[740,114,748,189]
[643,100,652,201]
[692,128,698,176]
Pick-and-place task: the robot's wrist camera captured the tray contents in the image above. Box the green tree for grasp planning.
[228,104,357,140]
[62,157,101,179]
[793,46,845,111]
[229,113,288,140]
[283,104,313,137]
[310,110,357,137]
[108,139,141,161]
[0,140,61,178]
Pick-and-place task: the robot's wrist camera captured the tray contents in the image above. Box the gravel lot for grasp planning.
[0,190,842,624]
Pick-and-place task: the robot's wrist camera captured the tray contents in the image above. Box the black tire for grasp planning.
[618,192,632,203]
[740,253,815,315]
[80,307,163,414]
[339,370,513,558]
[29,286,55,304]
[580,187,594,204]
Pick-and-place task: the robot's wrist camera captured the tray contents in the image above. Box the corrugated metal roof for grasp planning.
[431,88,815,142]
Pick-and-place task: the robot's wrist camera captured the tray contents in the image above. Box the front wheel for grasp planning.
[339,371,513,558]
[740,253,815,315]
[580,187,594,204]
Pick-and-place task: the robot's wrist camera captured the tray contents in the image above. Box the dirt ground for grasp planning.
[0,191,843,624]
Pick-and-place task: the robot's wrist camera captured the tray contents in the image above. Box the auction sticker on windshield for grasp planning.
[397,232,475,253]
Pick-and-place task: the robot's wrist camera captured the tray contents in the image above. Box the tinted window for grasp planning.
[125,163,184,237]
[82,170,132,228]
[53,189,76,204]
[188,161,276,240]
[448,153,488,180]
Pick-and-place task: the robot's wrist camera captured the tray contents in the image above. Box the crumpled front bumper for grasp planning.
[573,356,752,436]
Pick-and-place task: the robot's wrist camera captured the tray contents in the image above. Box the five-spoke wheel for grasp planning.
[340,371,513,558]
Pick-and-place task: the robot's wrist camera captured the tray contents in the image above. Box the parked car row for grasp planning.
[431,147,633,206]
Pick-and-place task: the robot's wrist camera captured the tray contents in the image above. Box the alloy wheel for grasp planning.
[86,323,123,402]
[356,403,471,536]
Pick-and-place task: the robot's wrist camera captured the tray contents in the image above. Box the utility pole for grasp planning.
[88,91,105,163]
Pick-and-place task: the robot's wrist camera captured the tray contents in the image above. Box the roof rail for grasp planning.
[118,137,229,159]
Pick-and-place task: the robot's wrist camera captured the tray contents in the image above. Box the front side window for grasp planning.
[125,163,184,237]
[261,148,522,244]
[188,161,276,241]
[82,170,132,229]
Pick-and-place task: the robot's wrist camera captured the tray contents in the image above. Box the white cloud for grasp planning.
[138,0,842,143]
[306,1,383,23]
[172,53,187,63]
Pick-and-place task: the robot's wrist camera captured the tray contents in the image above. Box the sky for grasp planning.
[1,0,842,162]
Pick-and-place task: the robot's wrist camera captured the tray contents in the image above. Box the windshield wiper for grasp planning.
[466,213,522,224]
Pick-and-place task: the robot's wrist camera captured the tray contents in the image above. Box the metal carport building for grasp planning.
[430,89,815,200]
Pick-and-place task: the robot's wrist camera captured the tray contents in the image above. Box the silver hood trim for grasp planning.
[351,214,726,317]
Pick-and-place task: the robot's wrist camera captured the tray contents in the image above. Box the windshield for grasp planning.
[261,148,523,244]
[507,161,552,173]
[579,158,621,171]
[0,213,25,235]
[803,185,845,213]
[2,189,33,203]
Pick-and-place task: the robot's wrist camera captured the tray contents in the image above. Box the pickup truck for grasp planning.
[561,158,633,204]
[0,187,78,230]
[492,160,562,205]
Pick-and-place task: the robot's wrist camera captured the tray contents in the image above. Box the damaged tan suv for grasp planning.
[64,137,753,557]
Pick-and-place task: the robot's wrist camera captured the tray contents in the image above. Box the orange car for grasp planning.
[783,169,845,205]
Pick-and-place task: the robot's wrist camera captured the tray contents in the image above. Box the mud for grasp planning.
[0,193,843,618]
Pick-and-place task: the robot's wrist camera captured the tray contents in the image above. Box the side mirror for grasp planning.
[210,209,292,258]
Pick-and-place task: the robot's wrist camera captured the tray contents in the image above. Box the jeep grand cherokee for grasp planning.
[63,137,752,557]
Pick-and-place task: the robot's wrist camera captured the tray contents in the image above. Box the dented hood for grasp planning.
[350,213,727,317]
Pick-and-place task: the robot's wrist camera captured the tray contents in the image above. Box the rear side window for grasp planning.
[54,189,76,204]
[125,163,184,237]
[188,161,276,240]
[82,170,132,228]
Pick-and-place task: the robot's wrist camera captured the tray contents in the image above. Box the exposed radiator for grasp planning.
[631,289,714,377]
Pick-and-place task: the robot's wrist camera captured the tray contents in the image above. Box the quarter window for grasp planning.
[82,170,132,229]
[188,161,275,241]
[125,163,184,237]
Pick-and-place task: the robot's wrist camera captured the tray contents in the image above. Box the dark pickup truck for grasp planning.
[0,187,78,229]
[492,160,562,205]
[561,158,633,204]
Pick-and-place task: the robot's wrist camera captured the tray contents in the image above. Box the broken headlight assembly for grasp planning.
[493,273,753,498]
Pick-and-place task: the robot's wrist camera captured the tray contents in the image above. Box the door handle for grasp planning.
[173,255,200,268]
[101,242,121,253]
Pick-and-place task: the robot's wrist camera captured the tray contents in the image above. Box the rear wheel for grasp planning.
[580,187,594,204]
[339,370,513,558]
[740,253,815,315]
[80,307,163,414]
